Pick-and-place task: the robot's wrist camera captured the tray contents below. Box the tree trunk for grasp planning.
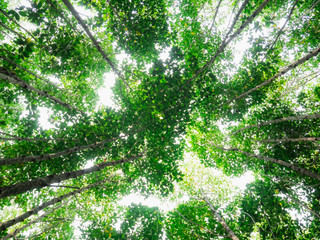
[0,154,142,199]
[0,180,106,231]
[200,189,239,240]
[213,144,320,181]
[231,113,320,135]
[1,202,65,240]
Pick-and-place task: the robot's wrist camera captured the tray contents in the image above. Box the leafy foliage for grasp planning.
[0,0,320,239]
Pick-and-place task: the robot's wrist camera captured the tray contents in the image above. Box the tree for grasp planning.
[1,0,320,238]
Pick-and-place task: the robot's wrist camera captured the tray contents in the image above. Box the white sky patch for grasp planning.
[47,75,62,86]
[159,47,171,62]
[118,193,176,212]
[116,52,131,65]
[96,72,116,109]
[72,4,97,20]
[84,159,95,169]
[231,171,255,190]
[232,35,251,66]
[38,107,54,130]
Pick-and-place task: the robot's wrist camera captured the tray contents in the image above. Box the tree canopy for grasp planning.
[0,0,320,239]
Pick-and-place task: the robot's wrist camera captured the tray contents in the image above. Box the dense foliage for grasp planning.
[0,0,319,239]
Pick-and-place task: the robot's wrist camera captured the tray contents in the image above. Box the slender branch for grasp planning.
[0,9,38,41]
[220,45,320,109]
[231,113,320,135]
[0,72,84,114]
[285,194,320,218]
[45,0,79,33]
[60,0,131,90]
[255,137,320,143]
[0,21,25,40]
[0,131,70,142]
[48,185,80,189]
[183,0,268,86]
[200,189,239,240]
[208,0,223,32]
[175,210,218,236]
[0,55,62,89]
[212,144,320,181]
[267,0,298,52]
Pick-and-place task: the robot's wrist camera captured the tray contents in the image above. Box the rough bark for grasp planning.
[213,144,320,181]
[0,154,142,199]
[0,72,83,114]
[231,113,320,135]
[0,180,105,231]
[0,136,120,166]
[61,0,131,89]
[200,189,239,240]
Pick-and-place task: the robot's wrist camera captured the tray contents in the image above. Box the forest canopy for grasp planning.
[0,0,320,239]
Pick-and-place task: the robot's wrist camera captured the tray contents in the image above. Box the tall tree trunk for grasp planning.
[200,189,239,240]
[0,179,107,231]
[231,113,320,135]
[0,136,121,166]
[0,72,83,114]
[61,0,131,90]
[212,144,320,181]
[0,154,142,199]
[1,202,65,240]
